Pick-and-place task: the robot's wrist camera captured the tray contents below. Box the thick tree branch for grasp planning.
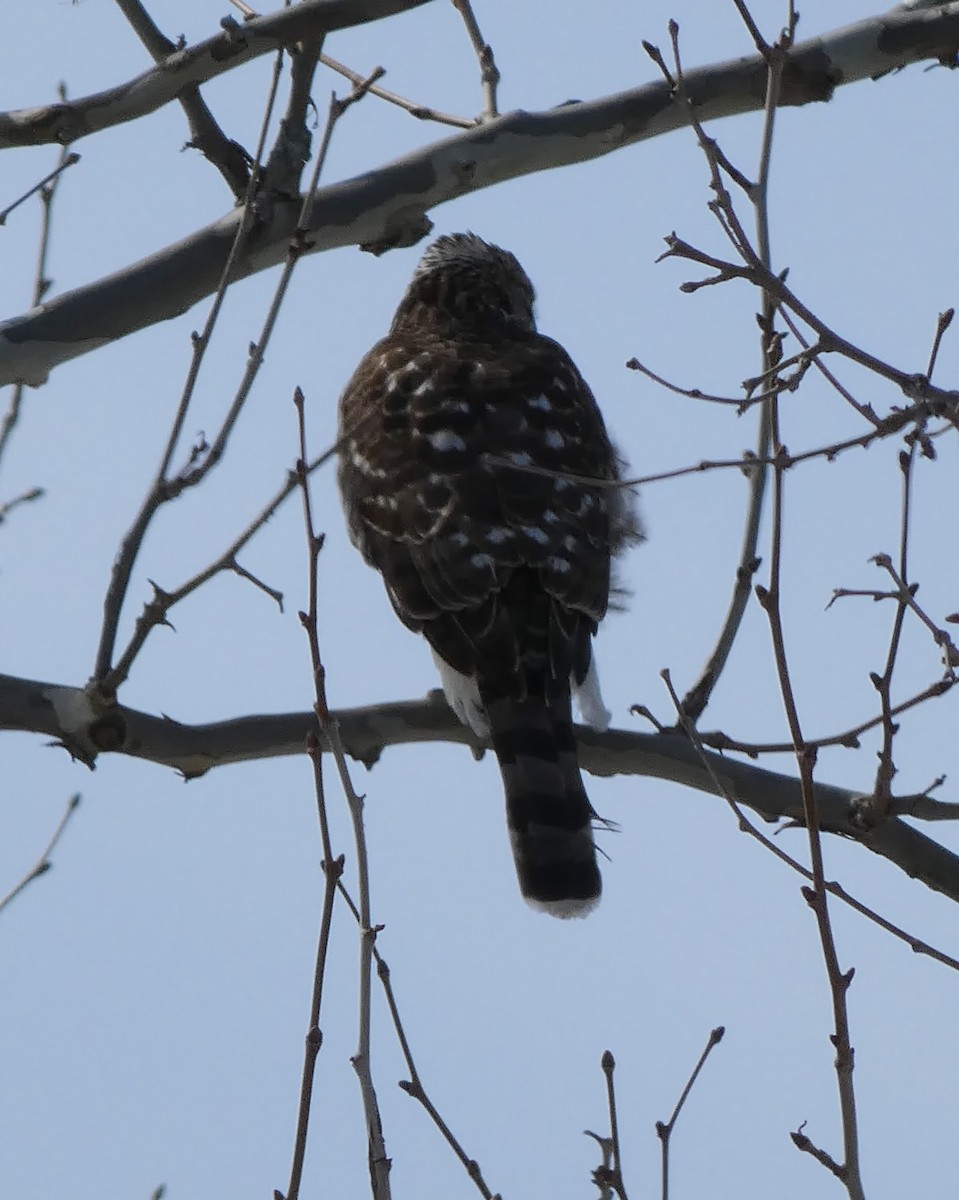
[113,0,252,197]
[2,2,958,387]
[0,0,433,151]
[4,671,959,909]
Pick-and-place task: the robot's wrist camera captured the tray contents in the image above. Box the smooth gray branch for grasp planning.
[4,671,959,909]
[3,2,959,387]
[0,0,433,150]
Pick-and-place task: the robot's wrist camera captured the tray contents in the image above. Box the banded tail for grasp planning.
[483,689,600,918]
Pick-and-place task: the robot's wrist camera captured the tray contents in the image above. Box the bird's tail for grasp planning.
[483,690,601,917]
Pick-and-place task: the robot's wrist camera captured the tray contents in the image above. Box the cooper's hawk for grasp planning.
[338,233,640,916]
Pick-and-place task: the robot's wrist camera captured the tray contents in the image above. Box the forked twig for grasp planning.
[655,1026,725,1200]
[113,0,251,196]
[92,43,288,691]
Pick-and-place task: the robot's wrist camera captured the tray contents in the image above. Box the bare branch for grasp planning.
[7,672,959,919]
[656,1026,725,1200]
[0,0,433,150]
[293,383,391,1200]
[0,131,76,473]
[319,51,474,128]
[0,793,81,915]
[6,4,959,386]
[113,0,251,196]
[450,0,500,120]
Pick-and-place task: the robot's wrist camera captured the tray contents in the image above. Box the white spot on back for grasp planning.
[521,524,549,545]
[470,552,494,570]
[413,380,435,398]
[527,395,552,412]
[486,527,511,544]
[506,451,532,467]
[428,430,467,452]
[543,429,565,450]
[548,555,572,573]
[350,447,387,478]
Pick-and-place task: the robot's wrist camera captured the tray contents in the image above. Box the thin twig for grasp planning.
[699,674,955,757]
[293,384,391,1200]
[0,486,45,523]
[92,44,287,690]
[655,1026,725,1200]
[280,385,344,1200]
[320,52,474,128]
[660,669,959,973]
[926,308,954,383]
[107,435,344,682]
[0,125,77,473]
[662,17,780,725]
[600,1051,630,1200]
[626,346,817,410]
[869,444,917,818]
[662,234,959,417]
[0,150,80,227]
[751,34,866,1174]
[871,553,959,668]
[450,0,499,119]
[0,794,81,915]
[334,888,499,1200]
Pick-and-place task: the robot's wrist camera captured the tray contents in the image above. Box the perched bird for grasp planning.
[338,233,640,916]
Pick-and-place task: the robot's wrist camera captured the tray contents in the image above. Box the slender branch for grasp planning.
[0,149,80,226]
[0,127,76,473]
[108,435,343,680]
[752,62,866,1181]
[871,553,959,669]
[599,1051,630,1200]
[698,674,955,757]
[92,42,288,690]
[869,446,918,818]
[332,887,499,1200]
[450,0,499,119]
[661,14,784,724]
[112,0,251,196]
[320,52,474,127]
[294,380,391,1200]
[655,1026,725,1200]
[0,486,44,523]
[0,793,81,915]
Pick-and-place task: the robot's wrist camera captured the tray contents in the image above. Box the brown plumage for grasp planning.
[338,233,640,916]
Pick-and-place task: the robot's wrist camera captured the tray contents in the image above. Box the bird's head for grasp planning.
[391,232,537,335]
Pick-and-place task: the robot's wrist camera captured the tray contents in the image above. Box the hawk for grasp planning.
[338,233,640,916]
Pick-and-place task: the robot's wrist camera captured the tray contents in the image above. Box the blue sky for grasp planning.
[2,2,958,1197]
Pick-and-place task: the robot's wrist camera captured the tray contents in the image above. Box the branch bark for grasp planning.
[0,0,433,150]
[4,670,959,908]
[2,2,958,387]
